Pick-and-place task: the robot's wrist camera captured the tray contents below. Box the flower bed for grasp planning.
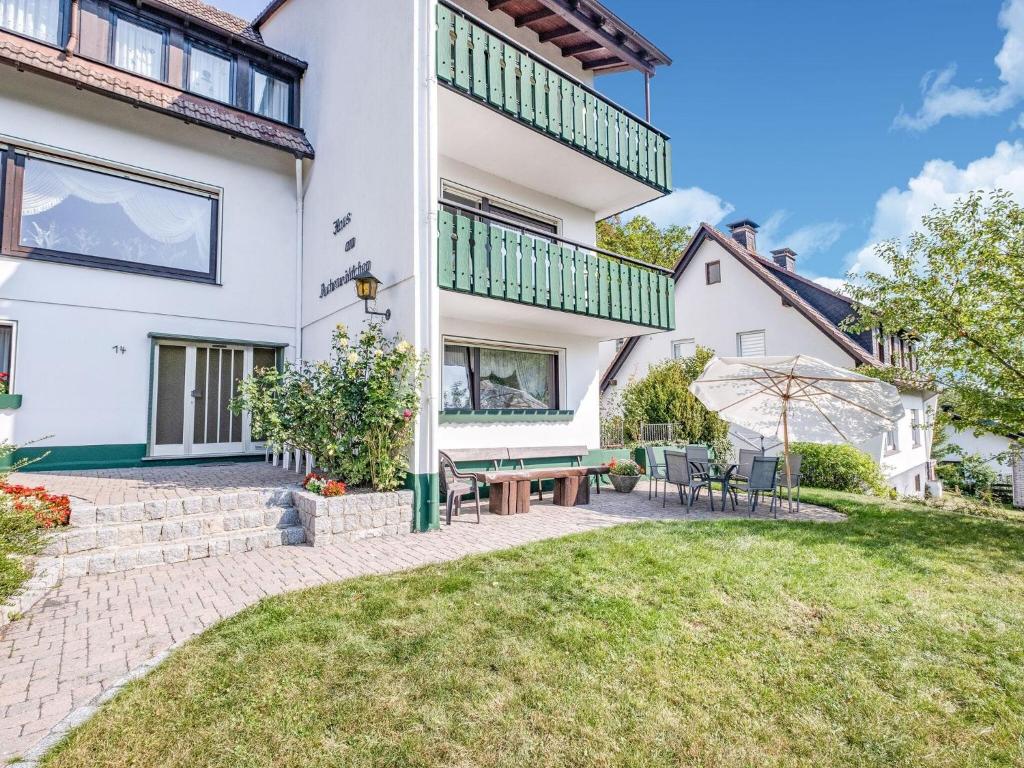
[1,483,71,528]
[303,473,348,498]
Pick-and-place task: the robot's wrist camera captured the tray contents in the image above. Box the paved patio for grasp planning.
[8,462,304,506]
[0,466,842,764]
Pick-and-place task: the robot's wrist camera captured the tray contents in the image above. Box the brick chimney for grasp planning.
[727,219,759,251]
[771,247,797,272]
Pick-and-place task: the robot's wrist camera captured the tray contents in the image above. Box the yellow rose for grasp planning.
[347,352,359,365]
[396,341,412,354]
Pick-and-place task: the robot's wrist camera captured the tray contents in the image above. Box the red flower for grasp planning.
[0,372,8,379]
[403,409,413,421]
[1,483,71,527]
[322,480,347,497]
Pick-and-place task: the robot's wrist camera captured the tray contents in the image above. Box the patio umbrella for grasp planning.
[688,355,905,488]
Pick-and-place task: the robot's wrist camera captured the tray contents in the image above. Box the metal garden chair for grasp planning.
[742,456,781,517]
[663,449,714,511]
[645,445,667,500]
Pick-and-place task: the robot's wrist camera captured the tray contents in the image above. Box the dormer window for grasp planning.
[0,0,65,45]
[187,43,233,104]
[252,69,292,123]
[111,12,167,81]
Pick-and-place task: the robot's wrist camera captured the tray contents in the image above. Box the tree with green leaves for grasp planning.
[846,190,1024,439]
[596,214,689,270]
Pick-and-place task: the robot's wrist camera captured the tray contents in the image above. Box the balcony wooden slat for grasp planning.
[438,209,456,289]
[440,209,673,330]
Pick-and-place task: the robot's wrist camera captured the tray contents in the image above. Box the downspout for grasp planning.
[294,156,304,362]
[65,0,80,56]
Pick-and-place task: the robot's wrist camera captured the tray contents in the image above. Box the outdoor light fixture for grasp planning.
[354,270,391,320]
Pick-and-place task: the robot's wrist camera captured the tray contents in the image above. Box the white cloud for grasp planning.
[757,210,847,259]
[848,140,1024,273]
[895,0,1024,129]
[624,186,734,229]
[810,276,850,294]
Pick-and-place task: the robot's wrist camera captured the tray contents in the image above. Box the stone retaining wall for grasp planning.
[293,489,415,547]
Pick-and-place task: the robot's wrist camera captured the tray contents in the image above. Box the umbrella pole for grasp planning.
[782,400,792,517]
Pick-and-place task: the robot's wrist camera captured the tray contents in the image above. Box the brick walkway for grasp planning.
[0,476,842,763]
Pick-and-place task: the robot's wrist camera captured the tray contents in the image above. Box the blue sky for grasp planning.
[222,0,1024,287]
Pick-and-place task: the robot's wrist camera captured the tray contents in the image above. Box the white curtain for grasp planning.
[0,0,60,43]
[480,348,552,408]
[189,48,231,102]
[114,19,163,79]
[254,72,289,121]
[21,158,210,261]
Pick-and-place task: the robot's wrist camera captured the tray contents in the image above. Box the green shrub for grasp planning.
[618,347,731,458]
[935,454,999,497]
[790,442,888,495]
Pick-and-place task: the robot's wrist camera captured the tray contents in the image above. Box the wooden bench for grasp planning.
[440,446,608,516]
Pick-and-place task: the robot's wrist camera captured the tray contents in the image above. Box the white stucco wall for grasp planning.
[941,426,1015,479]
[0,72,299,450]
[601,236,935,495]
[259,0,423,363]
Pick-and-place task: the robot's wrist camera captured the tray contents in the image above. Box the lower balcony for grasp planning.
[438,203,675,338]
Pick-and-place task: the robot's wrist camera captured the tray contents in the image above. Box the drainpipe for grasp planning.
[293,156,304,362]
[65,0,80,56]
[644,71,651,122]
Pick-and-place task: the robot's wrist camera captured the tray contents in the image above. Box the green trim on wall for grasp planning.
[14,445,267,472]
[439,409,575,424]
[407,472,439,532]
[147,332,290,348]
[0,394,23,409]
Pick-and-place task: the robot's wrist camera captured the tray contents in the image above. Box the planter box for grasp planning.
[0,394,22,409]
[292,488,415,548]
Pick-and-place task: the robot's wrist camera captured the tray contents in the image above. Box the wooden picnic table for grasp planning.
[470,466,610,515]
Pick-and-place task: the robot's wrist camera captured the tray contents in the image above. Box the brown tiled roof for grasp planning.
[0,32,313,158]
[153,0,263,42]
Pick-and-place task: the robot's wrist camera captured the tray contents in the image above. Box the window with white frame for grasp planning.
[443,341,559,410]
[112,12,166,80]
[736,330,766,357]
[0,0,64,44]
[1,149,219,281]
[672,338,695,360]
[0,323,13,394]
[885,425,899,454]
[911,409,922,448]
[187,43,233,103]
[252,69,291,123]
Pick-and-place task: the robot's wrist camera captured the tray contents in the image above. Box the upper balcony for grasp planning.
[436,2,673,218]
[438,203,675,339]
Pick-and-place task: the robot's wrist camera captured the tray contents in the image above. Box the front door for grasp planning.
[150,342,278,458]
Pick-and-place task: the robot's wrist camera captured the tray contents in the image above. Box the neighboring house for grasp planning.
[0,0,677,529]
[940,415,1020,481]
[601,220,939,497]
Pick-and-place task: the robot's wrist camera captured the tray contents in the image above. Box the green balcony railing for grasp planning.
[436,2,672,194]
[438,203,675,331]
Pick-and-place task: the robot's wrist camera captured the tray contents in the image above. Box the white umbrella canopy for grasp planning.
[689,355,905,486]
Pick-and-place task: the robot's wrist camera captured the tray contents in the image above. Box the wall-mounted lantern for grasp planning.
[354,270,391,321]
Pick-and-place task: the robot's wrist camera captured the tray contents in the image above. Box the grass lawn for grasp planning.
[43,489,1024,768]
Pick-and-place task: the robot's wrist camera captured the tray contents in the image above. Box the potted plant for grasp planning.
[607,457,643,493]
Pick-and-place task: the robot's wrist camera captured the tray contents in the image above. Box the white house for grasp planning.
[0,0,678,529]
[940,418,1019,481]
[601,220,940,497]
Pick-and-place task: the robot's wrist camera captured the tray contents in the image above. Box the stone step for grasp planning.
[68,488,296,527]
[58,523,307,577]
[48,506,300,556]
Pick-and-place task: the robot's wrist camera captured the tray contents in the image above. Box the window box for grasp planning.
[439,409,574,424]
[0,394,22,409]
